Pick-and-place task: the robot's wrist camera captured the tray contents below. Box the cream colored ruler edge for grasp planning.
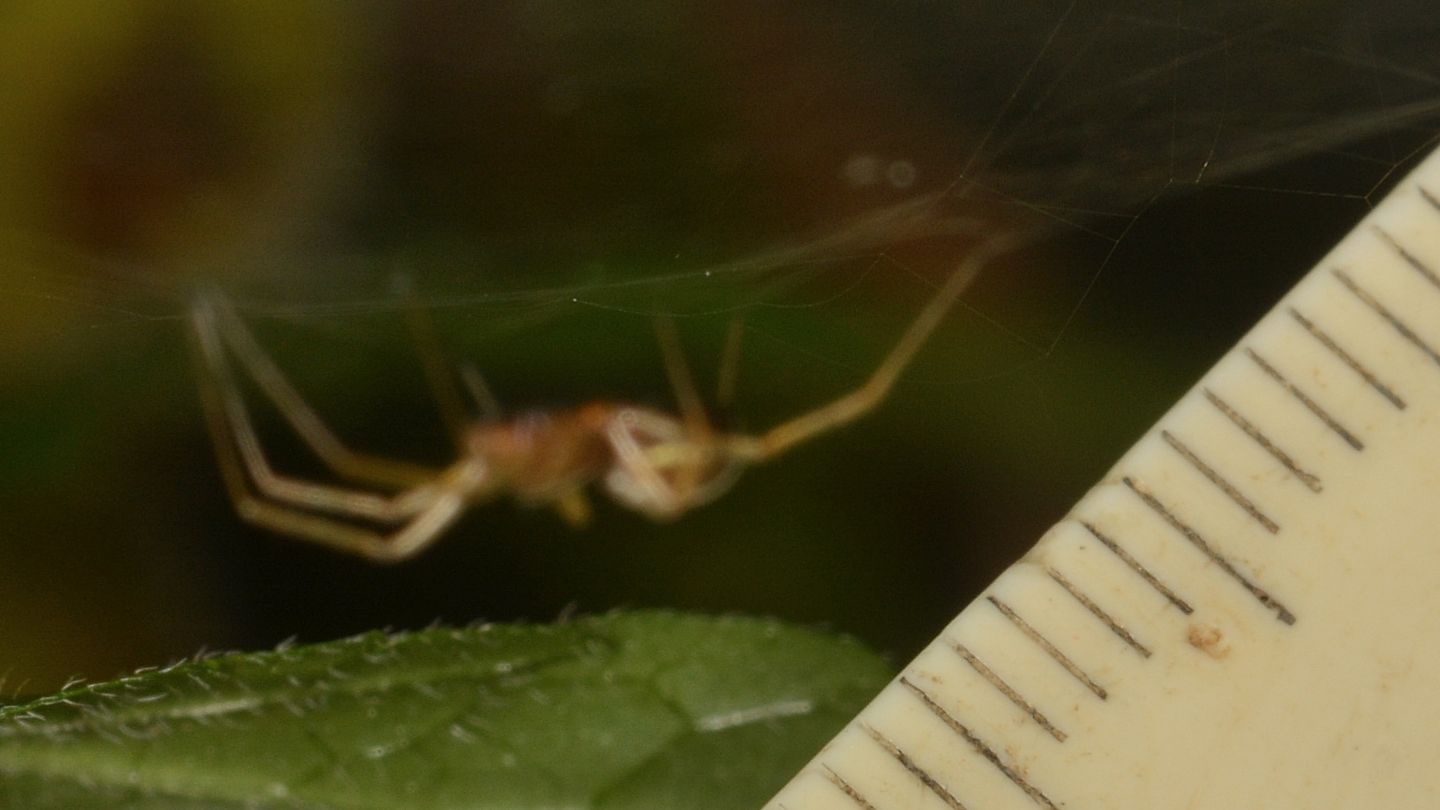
[765,145,1440,810]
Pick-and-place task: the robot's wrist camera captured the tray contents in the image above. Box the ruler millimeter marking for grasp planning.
[766,146,1440,809]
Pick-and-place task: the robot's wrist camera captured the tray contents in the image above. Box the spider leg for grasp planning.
[192,304,482,560]
[190,301,467,523]
[604,411,686,518]
[459,361,503,423]
[653,315,720,503]
[394,275,480,448]
[724,234,1019,463]
[204,294,442,489]
[654,315,712,439]
[230,485,469,563]
[714,314,746,421]
[601,408,743,519]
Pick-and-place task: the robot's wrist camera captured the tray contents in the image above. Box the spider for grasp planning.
[190,235,1015,562]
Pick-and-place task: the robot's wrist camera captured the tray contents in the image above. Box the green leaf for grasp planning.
[0,611,889,809]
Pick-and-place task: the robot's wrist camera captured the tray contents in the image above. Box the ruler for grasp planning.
[765,144,1440,809]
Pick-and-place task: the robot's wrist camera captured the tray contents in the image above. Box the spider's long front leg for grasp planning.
[205,295,442,490]
[724,234,1020,463]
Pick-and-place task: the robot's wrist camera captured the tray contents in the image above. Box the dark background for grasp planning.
[2,0,1438,693]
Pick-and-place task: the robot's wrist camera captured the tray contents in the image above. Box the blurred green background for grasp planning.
[2,0,1438,694]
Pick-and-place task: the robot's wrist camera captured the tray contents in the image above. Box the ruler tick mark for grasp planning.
[899,677,1061,810]
[823,765,881,810]
[988,595,1108,699]
[1332,268,1440,369]
[1123,477,1297,625]
[1202,389,1322,492]
[1420,184,1440,214]
[1245,347,1364,451]
[861,724,971,810]
[1160,429,1280,533]
[1287,307,1406,409]
[1081,520,1194,614]
[949,640,1069,740]
[1371,225,1440,293]
[1047,567,1152,658]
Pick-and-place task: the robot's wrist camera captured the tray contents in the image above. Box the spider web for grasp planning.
[1,0,1438,690]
